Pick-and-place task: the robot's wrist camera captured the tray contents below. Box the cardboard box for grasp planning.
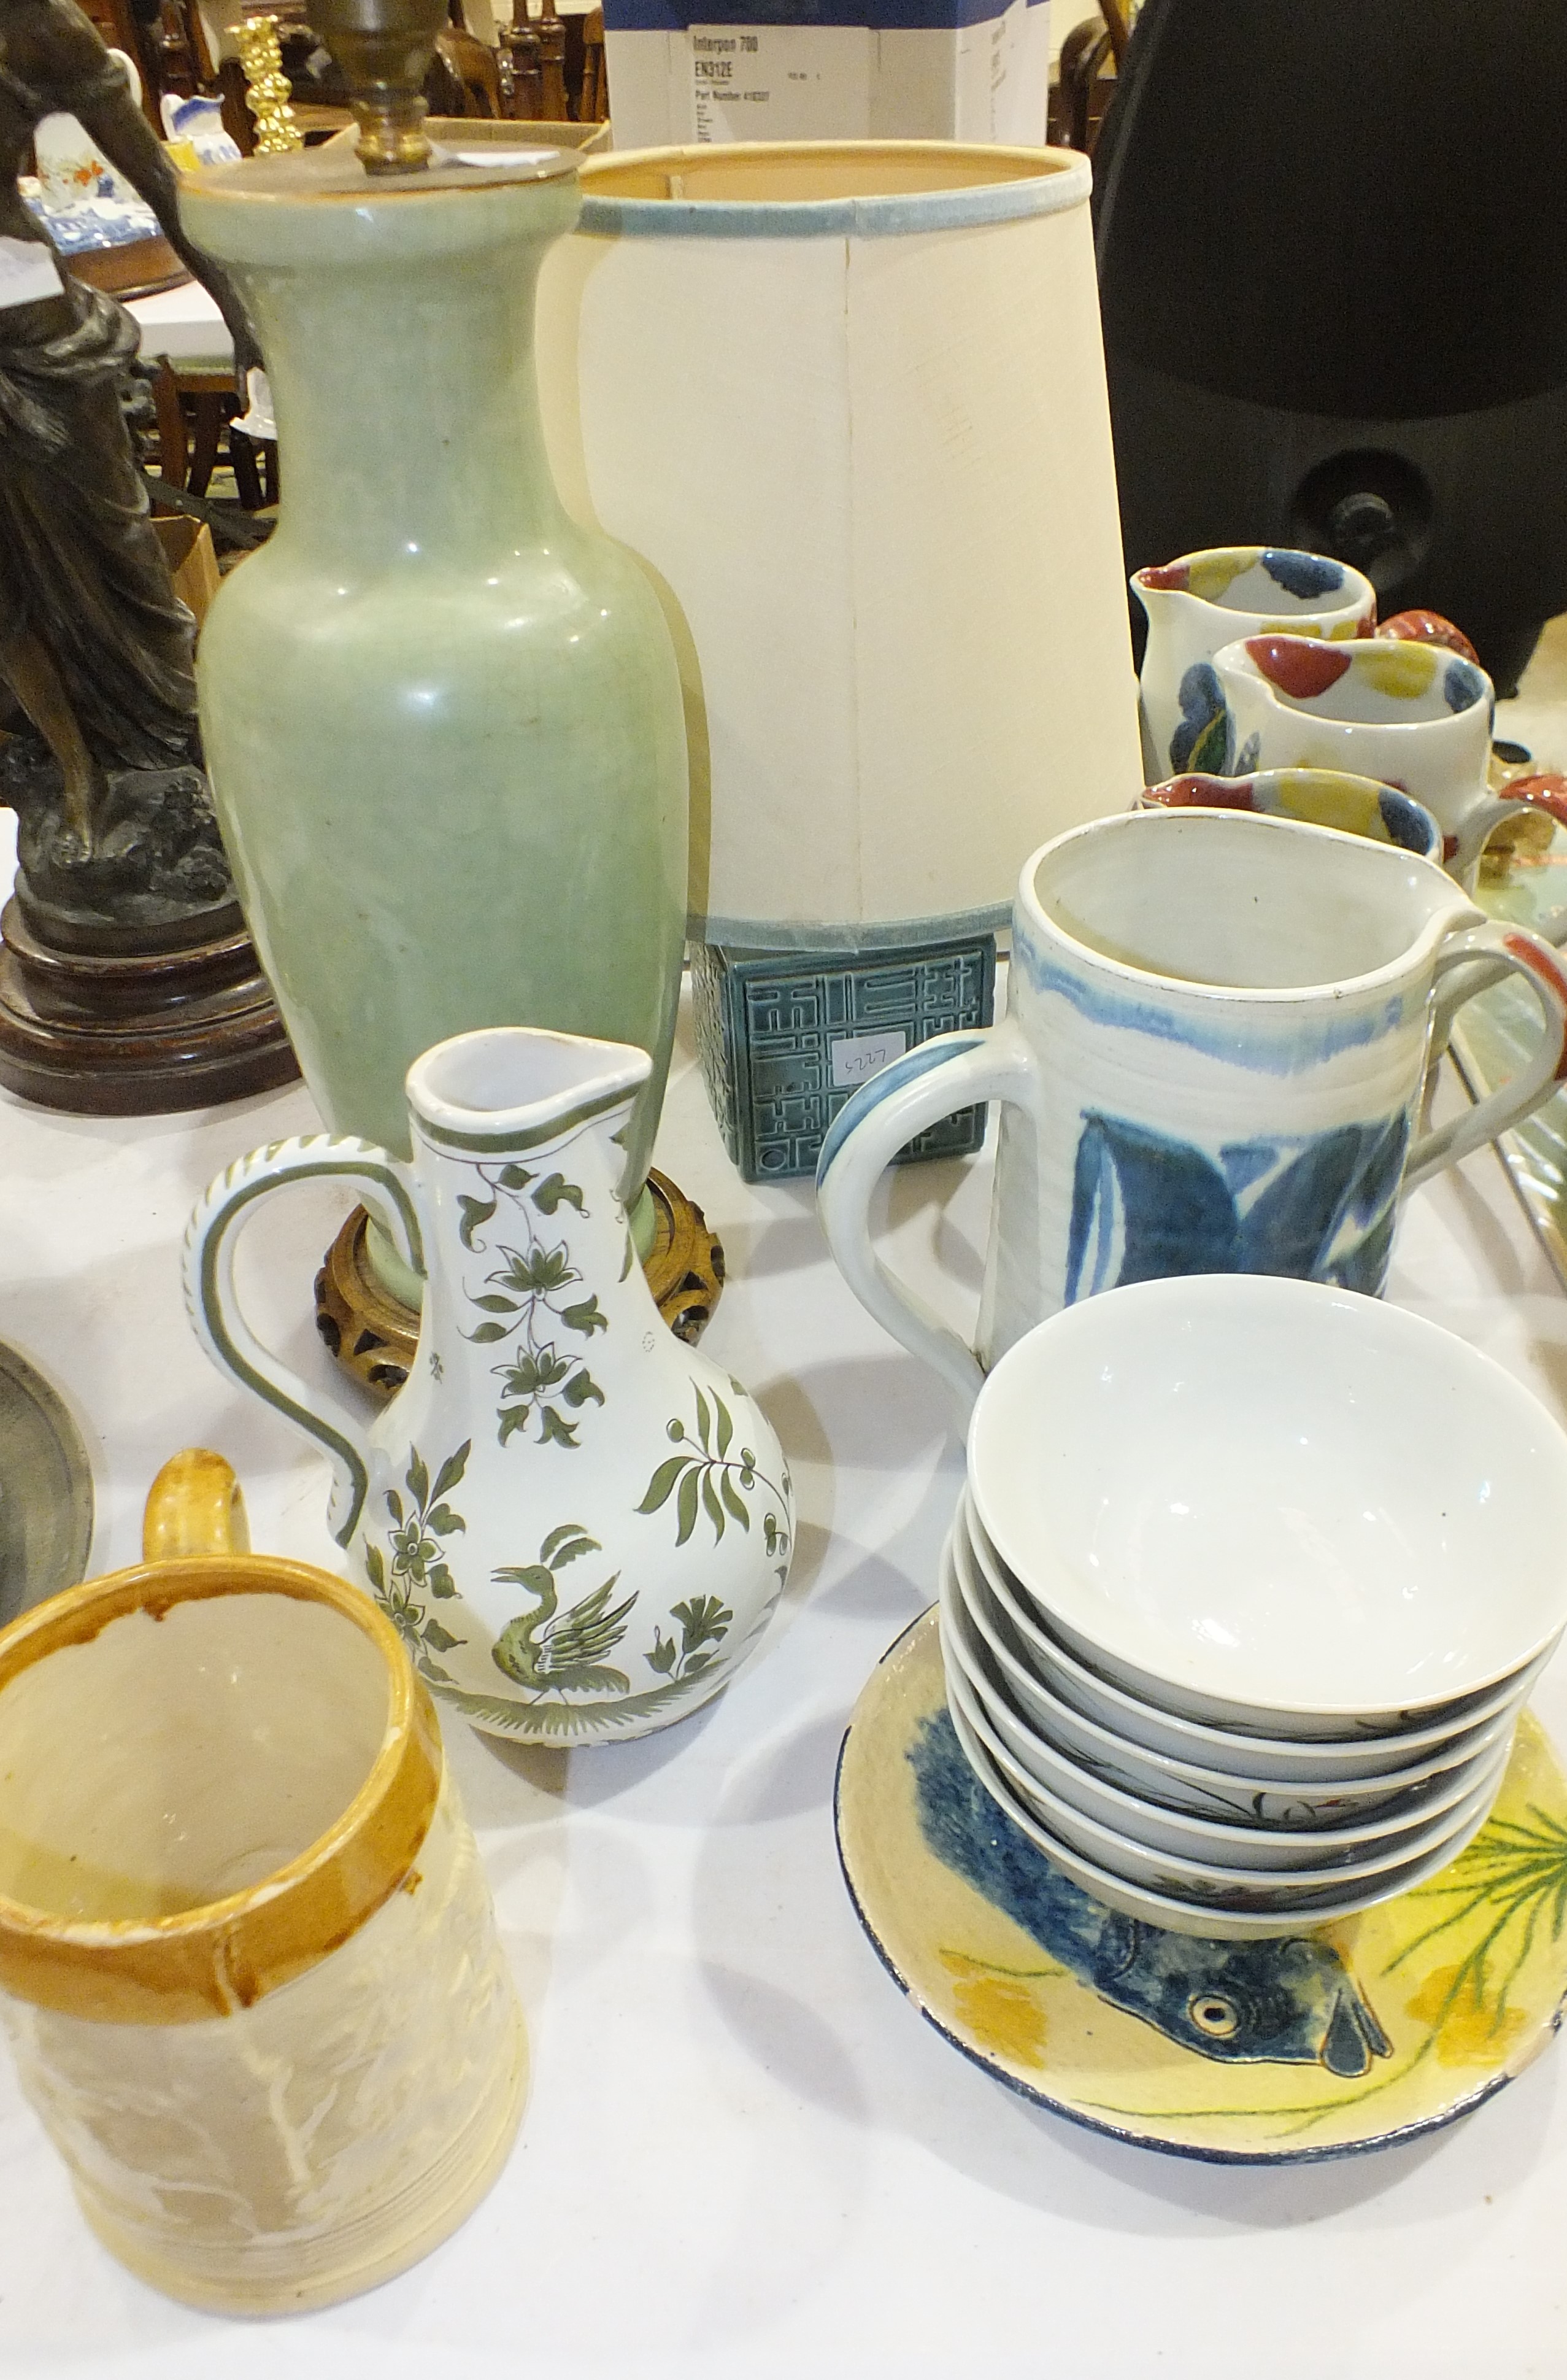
[603,0,1050,148]
[150,515,220,632]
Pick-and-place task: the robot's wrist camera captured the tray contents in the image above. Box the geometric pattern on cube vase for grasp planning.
[691,935,996,1181]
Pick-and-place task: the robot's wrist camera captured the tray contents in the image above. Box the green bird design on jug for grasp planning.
[184,1027,794,1745]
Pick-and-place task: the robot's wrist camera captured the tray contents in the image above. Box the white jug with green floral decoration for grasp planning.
[183,1027,793,1745]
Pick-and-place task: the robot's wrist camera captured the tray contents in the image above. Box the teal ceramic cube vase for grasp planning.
[691,934,996,1182]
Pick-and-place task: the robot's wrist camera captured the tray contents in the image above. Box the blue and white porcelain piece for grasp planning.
[816,807,1567,1418]
[25,49,160,250]
[160,91,242,164]
[20,184,161,252]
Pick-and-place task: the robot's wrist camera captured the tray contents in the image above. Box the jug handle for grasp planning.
[815,1023,1036,1432]
[142,1448,250,1560]
[1407,923,1567,1191]
[1448,776,1567,898]
[183,1136,425,1548]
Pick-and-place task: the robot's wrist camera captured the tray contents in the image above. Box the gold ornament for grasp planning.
[234,16,304,156]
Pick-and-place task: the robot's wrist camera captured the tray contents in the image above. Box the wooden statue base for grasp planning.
[315,1167,726,1398]
[0,897,300,1116]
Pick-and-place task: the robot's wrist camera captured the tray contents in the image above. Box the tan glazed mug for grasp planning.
[0,1451,526,2314]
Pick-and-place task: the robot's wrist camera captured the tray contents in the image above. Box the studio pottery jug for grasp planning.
[1131,547,1375,783]
[0,1449,523,2314]
[185,1027,795,1744]
[179,147,688,1229]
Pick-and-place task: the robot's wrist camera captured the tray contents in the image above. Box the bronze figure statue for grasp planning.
[0,0,256,876]
[0,0,298,1107]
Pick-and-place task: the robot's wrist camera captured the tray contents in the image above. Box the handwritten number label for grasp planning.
[830,1030,908,1092]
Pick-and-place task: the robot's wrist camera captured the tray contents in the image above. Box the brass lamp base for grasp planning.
[314,1166,725,1397]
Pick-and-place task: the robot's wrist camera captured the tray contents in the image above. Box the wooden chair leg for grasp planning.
[188,393,225,498]
[150,358,189,490]
[229,426,264,511]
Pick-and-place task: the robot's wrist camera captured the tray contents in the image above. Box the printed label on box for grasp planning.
[830,1028,908,1091]
[956,0,1050,142]
[688,23,872,139]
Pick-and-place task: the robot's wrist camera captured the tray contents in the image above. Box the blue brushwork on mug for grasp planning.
[909,1709,1393,2077]
[814,809,1567,1422]
[1064,1110,1412,1302]
[1016,953,1411,1076]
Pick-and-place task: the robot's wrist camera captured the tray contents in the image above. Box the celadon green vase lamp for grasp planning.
[180,4,696,1374]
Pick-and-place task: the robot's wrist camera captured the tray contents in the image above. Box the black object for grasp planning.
[1092,0,1567,694]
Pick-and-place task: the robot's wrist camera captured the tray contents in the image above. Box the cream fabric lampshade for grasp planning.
[535,141,1142,950]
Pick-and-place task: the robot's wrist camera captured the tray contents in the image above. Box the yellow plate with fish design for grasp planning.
[835,1609,1567,2163]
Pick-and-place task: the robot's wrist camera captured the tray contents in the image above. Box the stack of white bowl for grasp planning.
[939,1275,1567,1939]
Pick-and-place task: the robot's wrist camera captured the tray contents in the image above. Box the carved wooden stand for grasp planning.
[315,1167,726,1397]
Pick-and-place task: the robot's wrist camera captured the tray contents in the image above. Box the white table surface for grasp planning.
[4,694,1567,2371]
[128,280,231,373]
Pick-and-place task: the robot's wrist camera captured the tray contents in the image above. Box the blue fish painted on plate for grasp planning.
[909,1710,1393,2078]
[1063,1110,1410,1304]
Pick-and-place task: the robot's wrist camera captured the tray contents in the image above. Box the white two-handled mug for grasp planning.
[816,808,1567,1420]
